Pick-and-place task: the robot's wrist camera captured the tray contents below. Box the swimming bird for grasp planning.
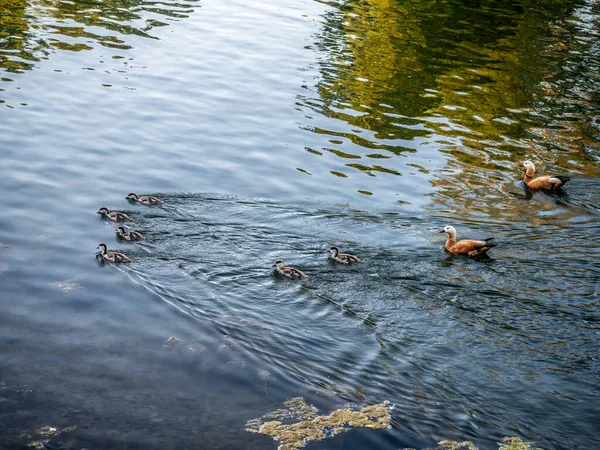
[96,243,132,263]
[126,192,164,205]
[116,226,144,241]
[272,260,308,279]
[329,246,363,264]
[440,225,496,256]
[97,207,132,222]
[523,161,570,190]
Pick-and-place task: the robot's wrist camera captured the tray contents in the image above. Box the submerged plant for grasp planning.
[411,436,543,450]
[246,397,392,450]
[498,437,543,450]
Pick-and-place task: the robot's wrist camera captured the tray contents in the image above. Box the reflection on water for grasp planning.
[0,0,599,449]
[0,0,198,75]
[301,0,600,205]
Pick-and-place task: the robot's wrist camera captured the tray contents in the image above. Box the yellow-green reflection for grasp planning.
[308,0,600,209]
[0,0,198,74]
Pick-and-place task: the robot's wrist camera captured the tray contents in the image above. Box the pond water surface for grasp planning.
[1,0,599,449]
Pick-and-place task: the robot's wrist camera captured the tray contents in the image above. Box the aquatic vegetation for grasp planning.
[436,441,477,450]
[404,436,543,450]
[54,279,81,292]
[37,426,57,436]
[498,437,543,450]
[246,397,392,450]
[162,336,181,349]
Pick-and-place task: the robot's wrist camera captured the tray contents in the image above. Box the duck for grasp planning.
[126,192,164,205]
[96,243,132,263]
[272,260,308,279]
[329,246,363,264]
[440,225,496,256]
[523,161,570,190]
[116,226,144,241]
[97,207,132,222]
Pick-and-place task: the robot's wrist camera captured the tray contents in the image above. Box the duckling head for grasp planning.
[272,260,284,268]
[523,160,535,173]
[126,193,139,200]
[98,207,109,215]
[329,246,339,257]
[440,225,457,237]
[96,243,108,253]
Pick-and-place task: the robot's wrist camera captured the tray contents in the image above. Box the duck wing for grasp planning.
[283,266,308,279]
[451,239,496,255]
[549,176,570,188]
[528,176,570,190]
[113,252,132,263]
[340,253,363,263]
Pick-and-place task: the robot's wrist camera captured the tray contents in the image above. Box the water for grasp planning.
[1,0,599,449]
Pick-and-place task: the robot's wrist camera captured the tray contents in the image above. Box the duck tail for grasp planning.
[484,237,495,242]
[556,176,571,184]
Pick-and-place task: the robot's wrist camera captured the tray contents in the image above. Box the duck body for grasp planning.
[98,207,132,222]
[441,226,496,256]
[523,161,570,190]
[126,192,163,205]
[116,226,144,241]
[97,243,132,263]
[329,246,363,264]
[273,260,308,279]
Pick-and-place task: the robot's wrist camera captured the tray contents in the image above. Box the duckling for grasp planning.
[97,207,132,222]
[96,243,132,263]
[272,260,308,279]
[523,161,570,190]
[116,226,144,241]
[329,246,363,264]
[126,192,163,205]
[440,225,496,256]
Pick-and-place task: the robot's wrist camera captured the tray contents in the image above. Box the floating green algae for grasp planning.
[245,397,392,450]
[498,437,543,450]
[402,436,543,450]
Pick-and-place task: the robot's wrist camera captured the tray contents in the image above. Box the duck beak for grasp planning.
[439,230,446,233]
[271,264,276,267]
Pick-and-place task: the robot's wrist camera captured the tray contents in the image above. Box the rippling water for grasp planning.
[1,0,599,449]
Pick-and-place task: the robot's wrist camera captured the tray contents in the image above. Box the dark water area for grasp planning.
[1,0,599,449]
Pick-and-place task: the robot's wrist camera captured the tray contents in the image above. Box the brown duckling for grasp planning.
[98,207,132,222]
[116,226,144,241]
[96,243,132,263]
[272,260,308,279]
[440,225,496,256]
[523,161,570,190]
[329,246,363,264]
[126,192,163,205]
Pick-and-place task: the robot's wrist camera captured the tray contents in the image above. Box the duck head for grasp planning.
[98,207,110,215]
[272,260,284,268]
[329,246,339,257]
[96,243,108,254]
[116,226,126,234]
[523,160,535,176]
[440,225,457,238]
[126,193,139,200]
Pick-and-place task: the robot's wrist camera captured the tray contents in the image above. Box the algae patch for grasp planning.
[498,437,543,450]
[246,397,392,450]
[406,436,544,450]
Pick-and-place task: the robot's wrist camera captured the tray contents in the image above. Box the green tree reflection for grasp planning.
[307,0,599,201]
[0,0,198,74]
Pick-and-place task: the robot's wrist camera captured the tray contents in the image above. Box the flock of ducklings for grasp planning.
[96,161,571,276]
